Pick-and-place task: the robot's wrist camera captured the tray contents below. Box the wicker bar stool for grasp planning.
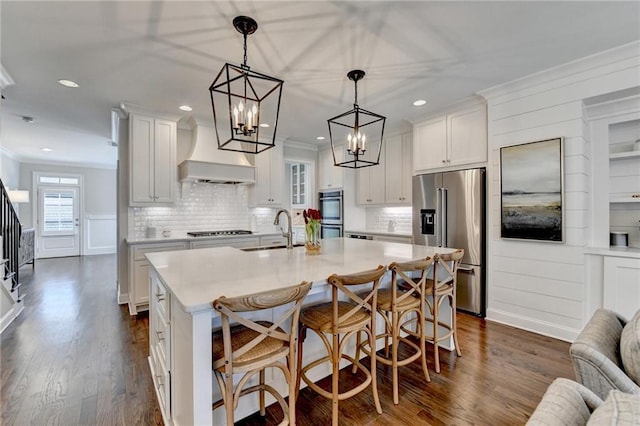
[295,265,386,426]
[402,249,464,373]
[212,281,312,426]
[356,257,434,404]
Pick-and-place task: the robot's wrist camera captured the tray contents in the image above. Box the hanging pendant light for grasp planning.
[327,70,385,168]
[209,16,284,154]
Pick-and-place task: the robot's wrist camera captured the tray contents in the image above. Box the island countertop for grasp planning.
[145,238,455,313]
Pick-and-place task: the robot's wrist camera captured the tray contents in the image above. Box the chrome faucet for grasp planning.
[273,209,293,249]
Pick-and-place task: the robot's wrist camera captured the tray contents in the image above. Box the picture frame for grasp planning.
[500,137,564,242]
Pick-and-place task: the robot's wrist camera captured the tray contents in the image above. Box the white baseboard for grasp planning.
[0,301,24,334]
[486,308,579,343]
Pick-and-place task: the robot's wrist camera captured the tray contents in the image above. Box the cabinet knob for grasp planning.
[442,160,446,163]
[156,330,165,341]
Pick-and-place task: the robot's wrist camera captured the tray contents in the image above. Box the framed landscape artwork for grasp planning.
[500,137,564,242]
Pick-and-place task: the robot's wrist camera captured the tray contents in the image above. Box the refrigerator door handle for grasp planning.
[457,265,476,273]
[441,187,448,247]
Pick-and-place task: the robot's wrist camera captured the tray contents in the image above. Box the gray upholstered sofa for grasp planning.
[527,378,640,425]
[570,309,640,400]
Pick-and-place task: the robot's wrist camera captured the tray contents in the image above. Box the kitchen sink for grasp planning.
[241,243,305,252]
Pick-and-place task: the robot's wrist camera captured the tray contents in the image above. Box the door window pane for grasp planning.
[44,192,74,232]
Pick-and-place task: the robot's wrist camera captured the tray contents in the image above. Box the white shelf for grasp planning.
[610,196,640,203]
[609,150,640,160]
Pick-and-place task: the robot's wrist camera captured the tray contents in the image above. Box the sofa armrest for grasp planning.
[527,378,603,425]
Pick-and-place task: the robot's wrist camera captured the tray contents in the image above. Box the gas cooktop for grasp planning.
[187,230,253,237]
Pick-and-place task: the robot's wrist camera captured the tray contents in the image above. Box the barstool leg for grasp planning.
[352,331,361,374]
[332,332,340,426]
[295,325,307,399]
[259,369,266,416]
[433,295,440,373]
[451,294,462,357]
[392,310,399,405]
[369,327,382,414]
[419,307,431,383]
[225,373,234,425]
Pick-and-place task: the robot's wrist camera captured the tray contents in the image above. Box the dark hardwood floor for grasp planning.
[1,254,574,425]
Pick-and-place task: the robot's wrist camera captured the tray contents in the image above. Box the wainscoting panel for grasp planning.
[85,214,116,255]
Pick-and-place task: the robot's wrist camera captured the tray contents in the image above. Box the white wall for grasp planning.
[479,41,640,341]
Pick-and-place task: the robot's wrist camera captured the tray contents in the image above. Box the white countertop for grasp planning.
[126,231,281,245]
[344,228,412,238]
[585,246,640,259]
[146,238,454,313]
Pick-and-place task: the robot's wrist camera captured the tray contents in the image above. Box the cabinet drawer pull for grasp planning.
[156,330,165,340]
[156,375,165,386]
[155,293,165,302]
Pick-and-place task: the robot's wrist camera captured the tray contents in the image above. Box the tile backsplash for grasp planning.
[365,206,413,234]
[130,182,279,238]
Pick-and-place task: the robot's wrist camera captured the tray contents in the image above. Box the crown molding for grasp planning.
[478,40,640,101]
[283,139,318,152]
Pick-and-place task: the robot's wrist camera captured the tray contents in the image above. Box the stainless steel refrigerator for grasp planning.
[412,168,486,317]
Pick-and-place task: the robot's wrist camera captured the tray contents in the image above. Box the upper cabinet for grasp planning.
[129,114,177,206]
[356,141,385,205]
[413,103,487,174]
[319,146,344,190]
[385,133,413,204]
[249,143,285,207]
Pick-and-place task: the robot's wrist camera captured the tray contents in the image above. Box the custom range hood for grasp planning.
[178,117,256,184]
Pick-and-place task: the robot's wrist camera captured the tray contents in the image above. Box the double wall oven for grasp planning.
[318,190,343,238]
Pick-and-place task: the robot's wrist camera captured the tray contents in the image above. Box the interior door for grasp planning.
[37,186,80,258]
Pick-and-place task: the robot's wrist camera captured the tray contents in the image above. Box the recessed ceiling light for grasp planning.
[413,99,427,106]
[259,123,269,128]
[316,136,325,140]
[57,79,79,88]
[179,105,192,111]
[41,147,53,152]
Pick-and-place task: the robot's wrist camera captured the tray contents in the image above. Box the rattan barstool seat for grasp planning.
[212,321,288,372]
[299,301,370,332]
[375,288,422,312]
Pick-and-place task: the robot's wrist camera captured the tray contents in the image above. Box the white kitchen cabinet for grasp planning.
[249,143,285,207]
[149,276,171,422]
[128,241,187,314]
[189,236,259,249]
[603,255,640,319]
[356,141,385,205]
[385,133,413,204]
[413,104,487,174]
[319,146,344,190]
[129,114,177,205]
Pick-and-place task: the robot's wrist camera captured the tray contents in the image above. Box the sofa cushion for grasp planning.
[586,390,640,425]
[620,310,640,385]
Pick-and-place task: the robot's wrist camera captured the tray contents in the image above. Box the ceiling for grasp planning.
[2,1,639,169]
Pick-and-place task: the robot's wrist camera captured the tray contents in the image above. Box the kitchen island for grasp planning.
[146,238,456,426]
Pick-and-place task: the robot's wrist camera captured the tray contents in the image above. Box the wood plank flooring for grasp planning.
[1,254,574,425]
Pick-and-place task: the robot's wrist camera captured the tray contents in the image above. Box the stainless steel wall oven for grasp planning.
[319,190,343,238]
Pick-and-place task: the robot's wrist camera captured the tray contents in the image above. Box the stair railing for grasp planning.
[0,179,22,293]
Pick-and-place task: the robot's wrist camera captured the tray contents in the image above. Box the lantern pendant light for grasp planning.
[209,16,284,154]
[327,69,385,168]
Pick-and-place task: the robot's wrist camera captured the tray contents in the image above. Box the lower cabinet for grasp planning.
[603,255,640,319]
[149,276,171,421]
[128,242,187,315]
[189,237,259,249]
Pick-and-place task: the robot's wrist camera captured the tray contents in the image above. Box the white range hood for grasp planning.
[178,118,255,184]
